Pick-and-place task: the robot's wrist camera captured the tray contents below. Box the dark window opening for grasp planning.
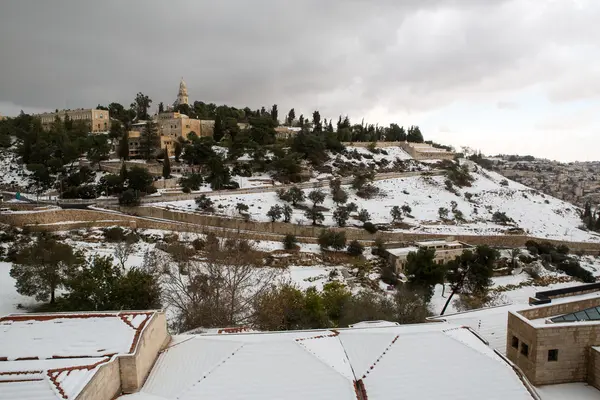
[512,336,519,349]
[521,343,529,357]
[548,349,558,362]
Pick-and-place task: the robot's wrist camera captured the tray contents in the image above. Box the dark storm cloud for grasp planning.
[1,0,599,120]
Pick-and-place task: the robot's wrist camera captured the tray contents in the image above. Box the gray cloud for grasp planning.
[1,0,599,124]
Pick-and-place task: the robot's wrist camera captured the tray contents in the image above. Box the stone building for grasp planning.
[506,284,600,388]
[174,77,189,107]
[399,141,455,161]
[384,238,471,273]
[35,108,110,133]
[275,126,301,140]
[0,311,169,400]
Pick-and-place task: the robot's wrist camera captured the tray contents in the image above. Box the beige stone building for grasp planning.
[507,284,600,388]
[275,126,301,140]
[385,238,471,273]
[36,108,110,133]
[399,141,455,161]
[0,310,169,400]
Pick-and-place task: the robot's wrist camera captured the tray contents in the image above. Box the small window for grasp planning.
[548,349,558,362]
[521,343,529,357]
[511,336,519,349]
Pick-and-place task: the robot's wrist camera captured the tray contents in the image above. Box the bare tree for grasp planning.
[162,237,278,332]
[114,241,134,271]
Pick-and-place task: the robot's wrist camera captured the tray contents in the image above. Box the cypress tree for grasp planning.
[118,131,129,160]
[162,147,171,179]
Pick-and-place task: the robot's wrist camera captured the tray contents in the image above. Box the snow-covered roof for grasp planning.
[0,311,157,400]
[435,290,600,354]
[386,246,419,256]
[121,323,535,400]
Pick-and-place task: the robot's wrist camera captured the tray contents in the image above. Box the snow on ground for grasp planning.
[0,148,32,189]
[156,166,597,242]
[281,266,339,291]
[536,383,600,400]
[341,146,413,162]
[0,261,41,315]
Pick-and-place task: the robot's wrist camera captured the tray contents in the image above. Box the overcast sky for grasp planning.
[1,0,599,161]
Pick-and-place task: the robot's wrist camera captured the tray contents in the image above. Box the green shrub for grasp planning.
[283,234,298,250]
[347,240,364,257]
[363,222,378,234]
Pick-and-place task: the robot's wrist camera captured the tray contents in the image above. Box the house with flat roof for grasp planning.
[507,284,600,387]
[119,322,536,400]
[434,283,600,396]
[384,238,472,273]
[0,311,169,400]
[0,310,539,400]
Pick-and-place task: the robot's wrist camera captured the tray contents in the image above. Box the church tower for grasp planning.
[175,77,189,106]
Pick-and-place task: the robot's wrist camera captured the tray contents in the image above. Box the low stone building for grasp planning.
[35,108,110,133]
[275,126,301,139]
[385,238,472,273]
[506,283,600,388]
[399,141,455,161]
[0,311,169,400]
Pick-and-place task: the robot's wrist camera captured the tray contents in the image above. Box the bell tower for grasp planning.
[175,77,189,106]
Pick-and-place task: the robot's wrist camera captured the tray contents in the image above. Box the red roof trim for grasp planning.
[0,311,151,323]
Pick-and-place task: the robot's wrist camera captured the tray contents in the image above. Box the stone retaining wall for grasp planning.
[3,207,600,253]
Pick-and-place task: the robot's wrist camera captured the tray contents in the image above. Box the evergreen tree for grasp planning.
[131,92,152,120]
[158,102,165,114]
[271,104,279,124]
[441,246,499,315]
[140,121,159,160]
[120,163,128,181]
[174,138,184,162]
[405,248,445,301]
[10,235,84,304]
[287,108,296,126]
[108,121,124,146]
[312,110,322,133]
[407,125,424,143]
[87,134,110,167]
[117,131,130,160]
[162,147,171,179]
[213,116,225,142]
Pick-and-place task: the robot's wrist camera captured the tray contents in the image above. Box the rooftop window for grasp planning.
[550,305,600,323]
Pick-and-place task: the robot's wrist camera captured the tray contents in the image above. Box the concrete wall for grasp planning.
[508,298,600,385]
[75,358,121,400]
[588,347,600,390]
[119,312,170,393]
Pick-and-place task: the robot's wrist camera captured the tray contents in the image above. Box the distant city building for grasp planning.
[35,108,110,133]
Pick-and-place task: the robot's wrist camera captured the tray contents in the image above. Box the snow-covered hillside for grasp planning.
[156,164,599,243]
[0,148,32,189]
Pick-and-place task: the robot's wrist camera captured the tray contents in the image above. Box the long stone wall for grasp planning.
[3,207,600,253]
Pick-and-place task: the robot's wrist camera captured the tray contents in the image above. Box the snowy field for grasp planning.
[155,165,598,242]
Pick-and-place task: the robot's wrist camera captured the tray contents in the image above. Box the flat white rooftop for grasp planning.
[120,323,535,400]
